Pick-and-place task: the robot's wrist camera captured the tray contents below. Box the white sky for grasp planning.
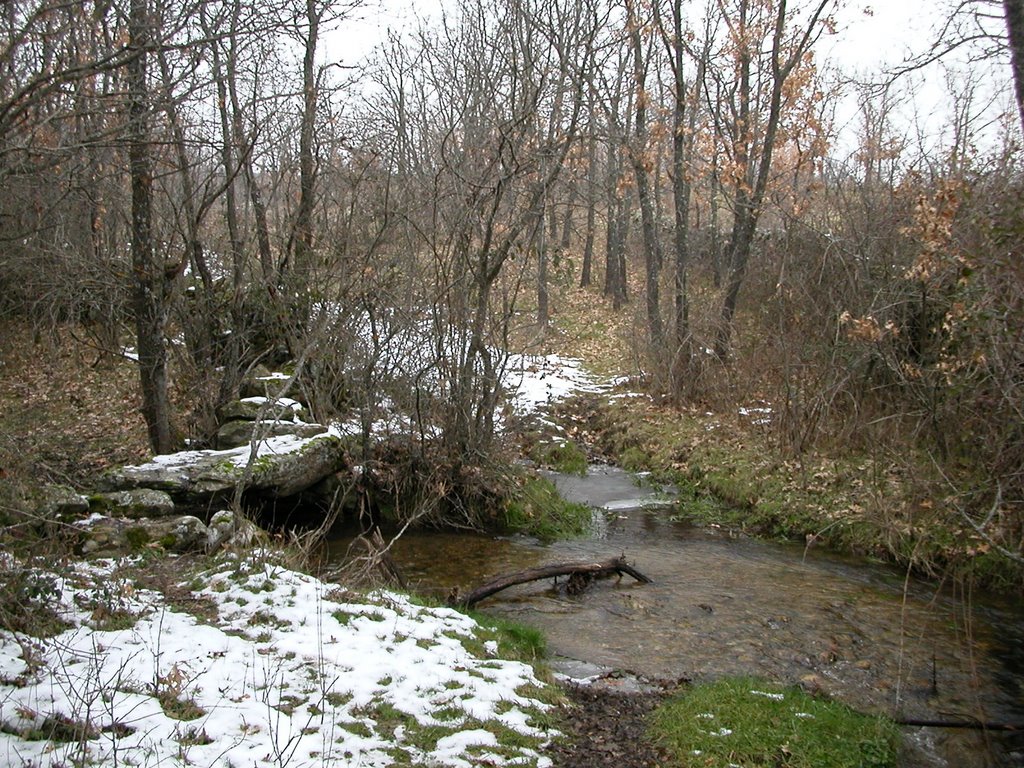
[325,0,1016,159]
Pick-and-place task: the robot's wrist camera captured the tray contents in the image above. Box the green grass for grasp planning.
[503,475,593,543]
[466,612,547,663]
[651,677,900,768]
[532,440,588,476]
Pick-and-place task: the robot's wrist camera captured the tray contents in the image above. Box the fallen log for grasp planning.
[895,717,1023,731]
[451,556,652,609]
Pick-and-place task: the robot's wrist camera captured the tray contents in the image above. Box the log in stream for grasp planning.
[450,556,652,609]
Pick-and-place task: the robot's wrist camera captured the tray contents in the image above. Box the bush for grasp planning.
[0,559,69,637]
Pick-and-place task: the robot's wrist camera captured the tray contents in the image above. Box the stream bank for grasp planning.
[328,463,1024,767]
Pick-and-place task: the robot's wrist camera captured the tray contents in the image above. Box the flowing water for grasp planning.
[327,464,1024,766]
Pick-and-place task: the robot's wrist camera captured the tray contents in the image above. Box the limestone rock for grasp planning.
[249,434,346,497]
[218,400,264,422]
[90,489,175,519]
[32,485,89,519]
[239,367,292,399]
[206,510,264,552]
[216,419,325,450]
[228,396,307,422]
[79,514,209,557]
[100,433,347,507]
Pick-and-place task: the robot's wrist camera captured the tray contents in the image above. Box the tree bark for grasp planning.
[291,0,319,276]
[128,0,174,454]
[1005,0,1024,136]
[714,0,832,358]
[580,105,597,288]
[626,0,662,345]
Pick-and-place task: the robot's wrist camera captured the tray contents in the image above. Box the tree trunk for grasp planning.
[128,0,174,454]
[581,91,598,288]
[713,0,829,358]
[604,141,624,306]
[537,208,549,330]
[626,0,662,345]
[292,0,319,276]
[580,193,596,287]
[560,190,574,251]
[664,0,702,376]
[1005,0,1024,135]
[228,65,273,287]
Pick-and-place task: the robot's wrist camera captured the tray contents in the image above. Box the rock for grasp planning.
[798,674,829,696]
[219,397,305,423]
[32,485,89,519]
[206,510,264,552]
[250,434,346,497]
[99,433,348,508]
[90,489,175,519]
[218,400,264,422]
[79,515,209,556]
[216,419,326,450]
[240,367,293,399]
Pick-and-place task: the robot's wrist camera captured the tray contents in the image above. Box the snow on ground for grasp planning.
[0,352,615,766]
[504,354,608,416]
[0,555,555,767]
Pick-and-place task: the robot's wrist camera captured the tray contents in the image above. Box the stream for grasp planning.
[327,464,1024,767]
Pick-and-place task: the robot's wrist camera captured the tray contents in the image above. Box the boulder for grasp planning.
[79,515,209,557]
[99,433,347,508]
[219,396,305,422]
[206,509,264,552]
[249,434,346,497]
[218,399,264,422]
[89,489,176,519]
[239,367,293,399]
[32,485,89,520]
[216,418,326,450]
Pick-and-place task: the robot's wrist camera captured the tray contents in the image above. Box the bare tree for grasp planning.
[624,0,663,345]
[711,0,835,358]
[1006,0,1024,131]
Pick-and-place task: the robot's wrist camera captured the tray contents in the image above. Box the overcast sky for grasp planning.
[326,0,1015,158]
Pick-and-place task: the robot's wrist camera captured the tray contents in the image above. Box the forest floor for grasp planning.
[547,683,674,768]
[1,278,1019,766]
[0,319,685,767]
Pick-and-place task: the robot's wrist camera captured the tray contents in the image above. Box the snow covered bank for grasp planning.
[0,554,556,767]
[504,354,608,417]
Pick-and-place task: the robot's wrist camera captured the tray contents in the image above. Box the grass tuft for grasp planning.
[651,676,900,768]
[532,441,588,476]
[503,475,593,543]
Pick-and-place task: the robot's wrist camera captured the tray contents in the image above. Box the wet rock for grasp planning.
[90,489,175,519]
[215,419,326,449]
